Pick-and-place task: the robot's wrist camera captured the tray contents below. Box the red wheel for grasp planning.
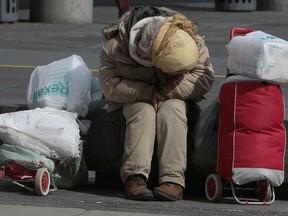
[205,174,222,202]
[35,168,50,196]
[257,180,272,202]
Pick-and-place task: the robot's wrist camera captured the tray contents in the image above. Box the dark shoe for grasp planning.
[124,175,153,201]
[153,182,183,201]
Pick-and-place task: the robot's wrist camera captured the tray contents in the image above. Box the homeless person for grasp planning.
[99,6,214,201]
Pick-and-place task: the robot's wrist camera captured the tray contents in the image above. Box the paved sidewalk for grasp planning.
[0,2,288,216]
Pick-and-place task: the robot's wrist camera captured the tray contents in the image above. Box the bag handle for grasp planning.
[230,27,255,39]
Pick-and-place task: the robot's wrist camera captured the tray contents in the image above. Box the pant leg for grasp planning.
[120,102,156,183]
[156,99,188,188]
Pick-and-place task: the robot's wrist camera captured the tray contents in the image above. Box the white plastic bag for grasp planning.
[0,107,81,160]
[27,55,92,117]
[227,31,288,84]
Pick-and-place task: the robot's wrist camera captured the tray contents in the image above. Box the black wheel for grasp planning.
[257,180,272,202]
[0,166,5,180]
[205,174,222,202]
[35,168,50,196]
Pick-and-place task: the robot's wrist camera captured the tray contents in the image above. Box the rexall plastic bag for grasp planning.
[27,55,92,117]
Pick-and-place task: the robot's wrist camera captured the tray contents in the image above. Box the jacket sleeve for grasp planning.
[159,35,214,101]
[98,37,155,103]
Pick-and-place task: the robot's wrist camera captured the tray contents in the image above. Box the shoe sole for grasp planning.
[127,193,154,201]
[153,188,183,201]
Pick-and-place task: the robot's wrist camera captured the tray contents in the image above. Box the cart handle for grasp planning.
[230,27,255,39]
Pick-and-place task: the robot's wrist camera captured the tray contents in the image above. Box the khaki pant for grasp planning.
[120,99,188,187]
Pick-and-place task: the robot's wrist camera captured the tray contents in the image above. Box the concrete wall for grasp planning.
[19,0,30,9]
[257,0,288,11]
[30,0,93,24]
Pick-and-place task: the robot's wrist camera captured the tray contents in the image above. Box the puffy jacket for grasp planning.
[99,6,214,112]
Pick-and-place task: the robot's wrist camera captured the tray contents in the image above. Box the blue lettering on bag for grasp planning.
[33,82,69,102]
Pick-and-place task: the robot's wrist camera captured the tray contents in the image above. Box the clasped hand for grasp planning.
[152,90,165,111]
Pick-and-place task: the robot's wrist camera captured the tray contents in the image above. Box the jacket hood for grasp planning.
[129,16,166,67]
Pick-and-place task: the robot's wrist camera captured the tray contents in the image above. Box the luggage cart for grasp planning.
[205,174,274,205]
[204,27,286,205]
[0,143,58,196]
[0,161,57,196]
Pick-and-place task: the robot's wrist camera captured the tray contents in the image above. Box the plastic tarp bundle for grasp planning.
[88,76,106,114]
[27,55,92,117]
[54,142,88,189]
[0,107,81,161]
[0,143,55,172]
[191,98,219,176]
[227,31,288,84]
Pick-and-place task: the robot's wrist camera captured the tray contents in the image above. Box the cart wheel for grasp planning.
[0,166,5,180]
[257,180,272,202]
[35,168,50,196]
[205,174,222,202]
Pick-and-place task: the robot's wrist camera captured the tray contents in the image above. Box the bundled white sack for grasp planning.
[0,107,81,160]
[27,55,92,117]
[227,31,288,84]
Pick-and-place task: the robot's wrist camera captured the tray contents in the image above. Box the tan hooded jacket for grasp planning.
[99,12,214,112]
